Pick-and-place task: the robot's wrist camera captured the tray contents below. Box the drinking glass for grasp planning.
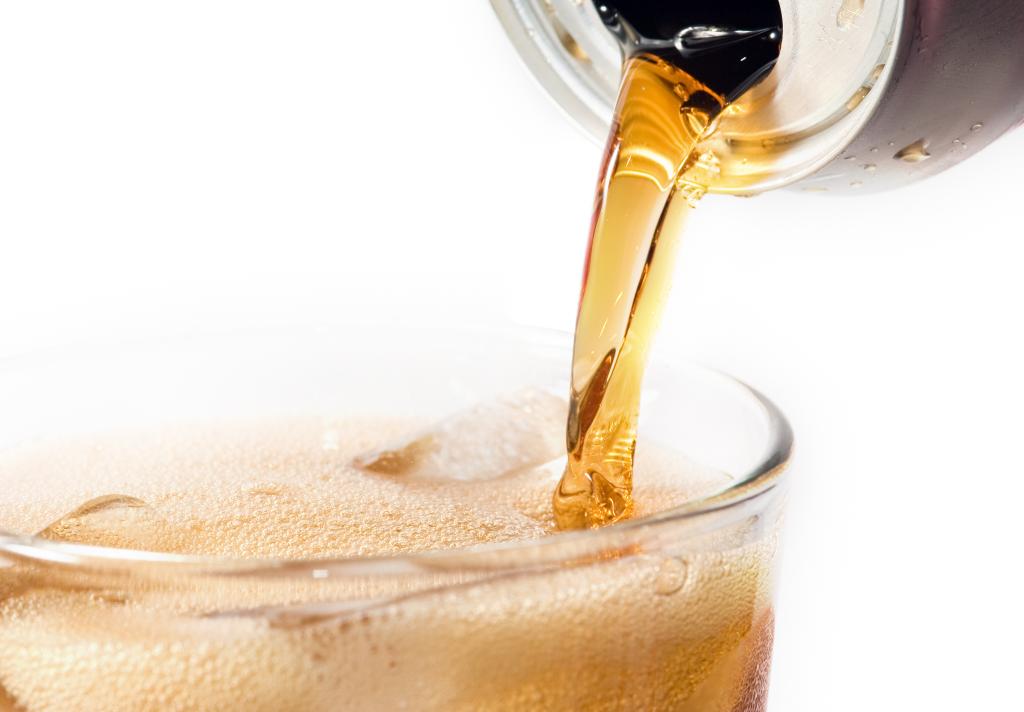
[0,325,792,711]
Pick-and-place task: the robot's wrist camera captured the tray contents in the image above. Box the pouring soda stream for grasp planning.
[491,0,1024,527]
[1,1,1024,709]
[554,3,783,528]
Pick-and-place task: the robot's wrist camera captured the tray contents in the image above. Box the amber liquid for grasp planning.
[553,54,729,530]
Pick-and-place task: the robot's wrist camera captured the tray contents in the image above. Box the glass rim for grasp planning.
[0,324,794,578]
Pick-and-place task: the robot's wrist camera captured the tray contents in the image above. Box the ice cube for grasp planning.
[36,494,168,551]
[353,388,567,482]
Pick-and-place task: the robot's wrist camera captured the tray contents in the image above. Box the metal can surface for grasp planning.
[490,0,1024,194]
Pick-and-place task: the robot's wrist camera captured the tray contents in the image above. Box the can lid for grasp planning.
[490,0,902,194]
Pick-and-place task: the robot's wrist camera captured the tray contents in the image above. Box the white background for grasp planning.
[2,2,1022,709]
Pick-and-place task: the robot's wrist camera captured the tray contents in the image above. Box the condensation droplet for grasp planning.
[894,139,931,163]
[837,0,865,29]
[850,180,864,188]
[844,155,857,162]
[803,186,829,193]
[863,164,877,173]
[888,141,896,147]
[654,557,690,595]
[970,123,984,133]
[952,138,967,151]
[870,147,879,153]
[871,64,885,81]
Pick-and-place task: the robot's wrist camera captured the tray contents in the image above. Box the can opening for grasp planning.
[490,0,903,193]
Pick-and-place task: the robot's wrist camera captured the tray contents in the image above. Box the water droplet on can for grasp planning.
[837,0,865,29]
[894,139,931,163]
[970,123,983,133]
[863,164,877,173]
[850,180,864,188]
[846,86,870,111]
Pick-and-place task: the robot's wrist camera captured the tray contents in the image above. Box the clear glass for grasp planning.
[0,326,792,711]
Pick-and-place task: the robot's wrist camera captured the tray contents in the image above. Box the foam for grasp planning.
[0,418,775,712]
[0,417,728,558]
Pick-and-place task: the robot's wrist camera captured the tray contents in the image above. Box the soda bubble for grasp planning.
[247,484,286,497]
[675,178,707,208]
[37,494,167,550]
[654,557,690,595]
